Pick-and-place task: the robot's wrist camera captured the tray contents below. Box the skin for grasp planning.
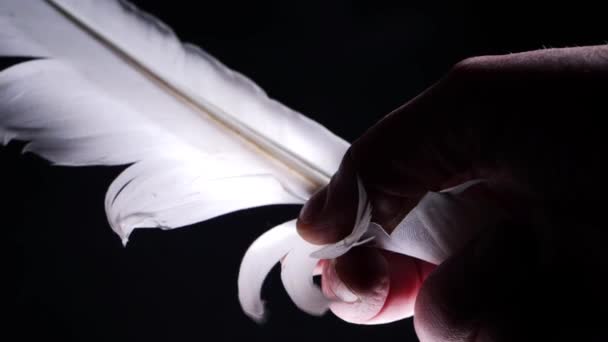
[296,46,608,341]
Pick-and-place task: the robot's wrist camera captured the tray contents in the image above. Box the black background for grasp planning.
[2,1,607,341]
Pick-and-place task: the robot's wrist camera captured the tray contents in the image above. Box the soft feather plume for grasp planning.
[0,0,352,321]
[0,0,348,243]
[1,0,497,324]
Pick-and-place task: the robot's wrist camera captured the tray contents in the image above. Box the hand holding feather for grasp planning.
[1,0,535,328]
[288,46,608,342]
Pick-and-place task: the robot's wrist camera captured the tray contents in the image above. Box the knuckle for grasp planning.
[449,56,492,79]
[445,55,505,92]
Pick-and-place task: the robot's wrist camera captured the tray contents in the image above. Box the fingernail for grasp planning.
[323,259,359,303]
[323,248,390,324]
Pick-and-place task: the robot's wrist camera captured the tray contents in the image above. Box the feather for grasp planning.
[237,219,312,322]
[1,0,496,324]
[0,0,348,245]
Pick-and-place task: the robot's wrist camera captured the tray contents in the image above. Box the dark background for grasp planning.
[2,1,606,341]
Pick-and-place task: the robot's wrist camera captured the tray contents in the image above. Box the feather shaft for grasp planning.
[47,0,331,192]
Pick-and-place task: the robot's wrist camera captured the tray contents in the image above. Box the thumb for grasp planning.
[297,151,360,244]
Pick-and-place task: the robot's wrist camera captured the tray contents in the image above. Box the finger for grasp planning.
[321,247,436,324]
[413,221,539,342]
[366,252,435,325]
[321,247,390,323]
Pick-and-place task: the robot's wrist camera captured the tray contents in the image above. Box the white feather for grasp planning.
[237,220,304,322]
[0,0,348,244]
[1,1,505,324]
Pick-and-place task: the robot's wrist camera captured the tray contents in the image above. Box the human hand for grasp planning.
[297,46,608,341]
